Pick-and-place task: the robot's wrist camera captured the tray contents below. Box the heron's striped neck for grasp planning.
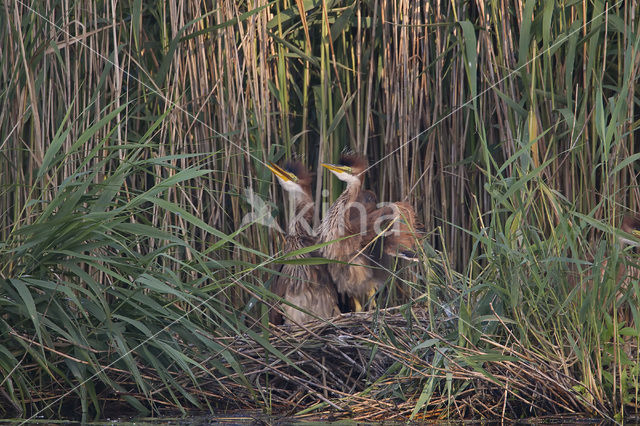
[318,179,362,242]
[288,190,315,237]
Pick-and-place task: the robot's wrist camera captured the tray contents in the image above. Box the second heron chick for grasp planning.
[319,153,423,311]
[266,161,340,325]
[319,154,388,310]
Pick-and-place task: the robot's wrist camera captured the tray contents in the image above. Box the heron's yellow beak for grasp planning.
[321,163,352,174]
[632,229,640,238]
[266,163,297,182]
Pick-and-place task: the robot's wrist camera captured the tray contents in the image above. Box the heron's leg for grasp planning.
[353,297,363,312]
[366,287,377,309]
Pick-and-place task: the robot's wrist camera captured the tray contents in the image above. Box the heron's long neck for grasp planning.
[319,179,361,241]
[340,179,362,205]
[288,190,314,237]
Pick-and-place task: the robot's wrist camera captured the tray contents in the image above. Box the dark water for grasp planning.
[0,412,625,425]
[1,411,319,425]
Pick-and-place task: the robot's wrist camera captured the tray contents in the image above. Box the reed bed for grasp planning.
[1,0,640,421]
[208,309,612,421]
[1,307,612,421]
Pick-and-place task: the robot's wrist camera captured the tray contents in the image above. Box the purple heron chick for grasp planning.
[373,201,422,261]
[619,214,640,247]
[266,161,340,325]
[319,154,423,311]
[318,153,389,311]
[354,193,421,261]
[342,190,422,310]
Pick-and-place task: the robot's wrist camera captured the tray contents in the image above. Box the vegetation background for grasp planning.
[1,0,639,421]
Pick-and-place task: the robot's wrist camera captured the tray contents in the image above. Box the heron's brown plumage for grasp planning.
[621,214,640,243]
[268,161,340,325]
[339,152,369,178]
[349,193,421,259]
[319,154,424,308]
[283,161,313,189]
[382,202,422,260]
[318,155,382,303]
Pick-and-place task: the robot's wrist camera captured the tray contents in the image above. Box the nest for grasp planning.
[203,308,611,421]
[9,306,616,421]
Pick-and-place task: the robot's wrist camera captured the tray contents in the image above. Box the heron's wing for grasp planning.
[361,202,422,260]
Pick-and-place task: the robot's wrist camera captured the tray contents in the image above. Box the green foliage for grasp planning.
[1,0,640,421]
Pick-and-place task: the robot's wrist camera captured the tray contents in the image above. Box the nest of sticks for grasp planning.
[205,308,611,421]
[14,307,615,420]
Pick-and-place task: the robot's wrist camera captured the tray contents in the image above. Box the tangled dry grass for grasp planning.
[2,1,640,421]
[1,304,621,421]
[200,309,611,421]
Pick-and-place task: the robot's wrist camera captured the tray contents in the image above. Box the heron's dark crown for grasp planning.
[622,214,640,233]
[339,153,368,175]
[283,160,312,185]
